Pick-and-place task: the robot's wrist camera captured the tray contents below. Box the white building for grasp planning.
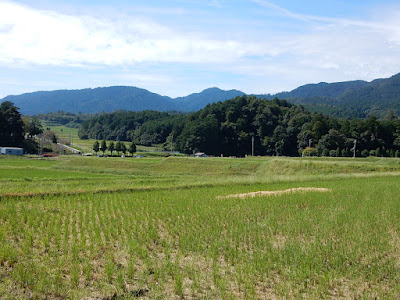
[0,147,24,155]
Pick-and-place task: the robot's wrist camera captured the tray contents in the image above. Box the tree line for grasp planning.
[78,96,400,157]
[92,140,136,156]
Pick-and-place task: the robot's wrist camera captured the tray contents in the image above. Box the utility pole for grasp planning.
[170,135,174,153]
[308,138,313,157]
[353,139,357,158]
[251,135,255,156]
[38,137,42,155]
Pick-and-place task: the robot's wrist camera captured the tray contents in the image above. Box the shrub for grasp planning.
[361,149,369,157]
[321,149,329,157]
[302,147,318,157]
[329,149,338,157]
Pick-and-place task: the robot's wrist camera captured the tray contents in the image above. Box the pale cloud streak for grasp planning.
[251,0,398,31]
[251,0,311,22]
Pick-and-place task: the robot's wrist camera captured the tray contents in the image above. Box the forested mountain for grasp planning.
[260,74,399,118]
[79,96,400,157]
[3,73,400,118]
[3,86,243,115]
[334,73,400,118]
[272,80,371,99]
[173,87,244,112]
[4,86,173,115]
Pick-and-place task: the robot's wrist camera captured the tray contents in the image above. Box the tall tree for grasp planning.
[121,142,127,156]
[115,141,123,156]
[0,101,25,147]
[128,142,136,157]
[108,141,115,156]
[26,117,43,138]
[101,140,107,155]
[93,141,100,154]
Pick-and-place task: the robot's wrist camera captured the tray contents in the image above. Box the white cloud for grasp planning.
[0,1,264,67]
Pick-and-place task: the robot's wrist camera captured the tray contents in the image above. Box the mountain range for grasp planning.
[2,73,400,118]
[2,86,244,116]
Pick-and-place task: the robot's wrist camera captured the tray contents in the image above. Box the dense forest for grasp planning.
[79,96,400,157]
[78,111,186,146]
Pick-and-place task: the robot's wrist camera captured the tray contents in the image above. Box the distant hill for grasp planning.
[2,86,244,115]
[173,87,244,112]
[2,73,400,118]
[275,80,370,99]
[256,74,399,118]
[333,74,400,118]
[2,86,173,115]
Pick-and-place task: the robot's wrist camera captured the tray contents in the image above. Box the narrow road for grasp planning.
[56,142,81,154]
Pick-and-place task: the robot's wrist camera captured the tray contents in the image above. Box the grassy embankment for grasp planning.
[41,121,158,155]
[1,155,400,298]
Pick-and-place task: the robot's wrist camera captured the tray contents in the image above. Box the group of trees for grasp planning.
[78,95,400,158]
[93,140,136,156]
[78,110,185,145]
[172,96,400,157]
[0,101,43,152]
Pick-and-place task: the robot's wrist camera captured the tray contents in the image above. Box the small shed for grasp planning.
[0,147,24,156]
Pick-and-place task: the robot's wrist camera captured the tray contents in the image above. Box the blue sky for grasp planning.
[1,0,400,98]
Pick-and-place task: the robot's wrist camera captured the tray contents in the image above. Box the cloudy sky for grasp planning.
[1,0,400,98]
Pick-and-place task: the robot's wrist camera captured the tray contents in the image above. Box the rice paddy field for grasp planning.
[1,154,400,299]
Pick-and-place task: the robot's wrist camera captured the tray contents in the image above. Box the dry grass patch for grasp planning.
[217,187,331,199]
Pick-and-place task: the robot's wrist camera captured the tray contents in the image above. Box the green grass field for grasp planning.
[1,155,400,299]
[41,122,159,154]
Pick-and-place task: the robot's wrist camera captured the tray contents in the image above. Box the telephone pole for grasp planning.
[353,139,357,158]
[251,135,255,156]
[308,138,313,157]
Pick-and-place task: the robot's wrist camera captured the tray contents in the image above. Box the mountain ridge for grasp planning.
[2,73,400,118]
